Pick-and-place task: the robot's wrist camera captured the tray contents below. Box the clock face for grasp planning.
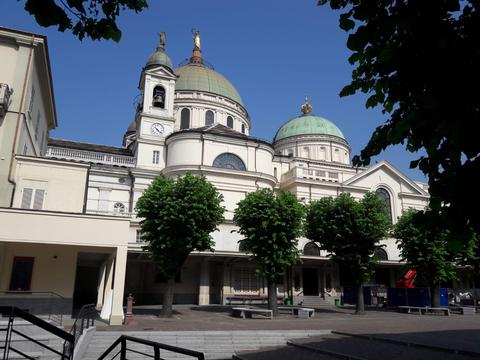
[150,123,164,136]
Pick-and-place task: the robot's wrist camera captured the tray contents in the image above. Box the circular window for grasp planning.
[113,202,126,213]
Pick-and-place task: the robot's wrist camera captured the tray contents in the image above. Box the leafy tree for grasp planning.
[135,174,224,316]
[394,209,477,306]
[305,192,389,313]
[233,189,304,316]
[318,0,480,233]
[21,0,148,41]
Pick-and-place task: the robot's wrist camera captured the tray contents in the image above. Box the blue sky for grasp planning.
[1,0,426,182]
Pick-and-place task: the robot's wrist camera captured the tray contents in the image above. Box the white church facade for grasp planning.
[0,27,437,324]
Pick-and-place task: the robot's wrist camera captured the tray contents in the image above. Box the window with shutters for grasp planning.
[20,187,45,210]
[152,150,160,164]
[9,257,34,291]
[233,267,259,293]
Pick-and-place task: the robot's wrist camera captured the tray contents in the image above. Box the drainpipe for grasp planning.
[200,134,204,166]
[82,166,91,213]
[8,35,35,206]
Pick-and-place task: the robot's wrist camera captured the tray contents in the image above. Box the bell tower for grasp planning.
[134,32,177,170]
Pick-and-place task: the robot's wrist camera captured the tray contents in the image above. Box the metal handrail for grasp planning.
[97,335,205,360]
[62,303,96,356]
[0,306,74,360]
[0,291,65,326]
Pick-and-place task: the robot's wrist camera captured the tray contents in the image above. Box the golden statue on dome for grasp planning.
[193,30,201,50]
[301,96,313,114]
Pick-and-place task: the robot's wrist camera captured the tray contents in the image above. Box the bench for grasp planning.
[278,306,315,318]
[232,307,273,320]
[398,306,450,316]
[225,295,285,305]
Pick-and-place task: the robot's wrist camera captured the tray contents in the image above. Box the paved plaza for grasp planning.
[82,305,480,359]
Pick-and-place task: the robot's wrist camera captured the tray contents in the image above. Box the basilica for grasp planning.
[0,27,433,324]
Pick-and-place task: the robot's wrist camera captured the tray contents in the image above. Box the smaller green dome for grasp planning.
[146,46,173,69]
[274,114,346,142]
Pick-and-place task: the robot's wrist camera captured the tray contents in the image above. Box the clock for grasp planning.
[150,123,164,136]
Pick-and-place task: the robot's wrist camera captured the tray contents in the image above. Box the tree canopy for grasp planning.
[305,192,389,313]
[22,0,148,41]
[233,189,304,316]
[319,0,480,232]
[135,174,224,315]
[393,208,477,305]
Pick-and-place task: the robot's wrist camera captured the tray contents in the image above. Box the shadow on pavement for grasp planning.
[236,329,480,360]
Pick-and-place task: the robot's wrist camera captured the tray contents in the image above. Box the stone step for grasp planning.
[84,330,330,360]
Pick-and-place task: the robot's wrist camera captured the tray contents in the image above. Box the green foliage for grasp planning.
[319,0,480,232]
[233,189,304,281]
[394,209,477,287]
[305,192,389,283]
[135,175,224,277]
[22,0,148,41]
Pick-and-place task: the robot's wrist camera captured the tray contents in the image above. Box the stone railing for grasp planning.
[46,146,136,167]
[281,167,340,183]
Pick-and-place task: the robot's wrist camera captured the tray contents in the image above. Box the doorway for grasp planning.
[72,253,108,314]
[302,268,319,296]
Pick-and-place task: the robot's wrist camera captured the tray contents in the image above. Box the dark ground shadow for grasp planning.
[235,329,480,360]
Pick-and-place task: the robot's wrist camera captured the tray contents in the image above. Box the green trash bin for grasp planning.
[334,298,340,307]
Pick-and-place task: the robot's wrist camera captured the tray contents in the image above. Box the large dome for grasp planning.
[274,114,346,142]
[174,64,243,106]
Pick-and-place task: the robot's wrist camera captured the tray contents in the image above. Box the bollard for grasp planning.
[126,293,134,317]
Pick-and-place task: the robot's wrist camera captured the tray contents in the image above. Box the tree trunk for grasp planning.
[431,283,441,307]
[355,283,365,314]
[267,280,278,317]
[161,277,175,317]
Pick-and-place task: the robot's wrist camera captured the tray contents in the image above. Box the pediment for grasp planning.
[144,65,177,80]
[343,160,428,196]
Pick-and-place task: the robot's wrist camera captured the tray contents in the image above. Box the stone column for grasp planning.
[109,246,128,325]
[198,259,210,305]
[95,261,107,310]
[99,257,114,321]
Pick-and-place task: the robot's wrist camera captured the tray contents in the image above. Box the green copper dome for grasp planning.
[174,64,243,106]
[274,114,346,142]
[146,47,173,69]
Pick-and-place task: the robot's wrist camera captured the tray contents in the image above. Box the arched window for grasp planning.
[376,188,393,224]
[152,86,165,108]
[180,108,190,129]
[213,153,246,171]
[227,116,234,129]
[205,110,214,125]
[241,124,245,134]
[303,242,320,256]
[373,248,388,261]
[113,202,125,213]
